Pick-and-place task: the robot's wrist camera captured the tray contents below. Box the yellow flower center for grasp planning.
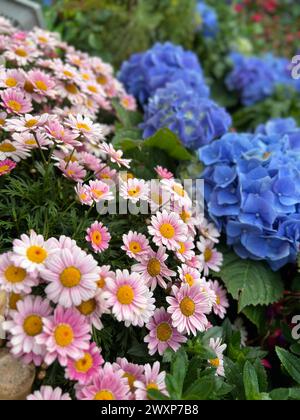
[25,119,38,128]
[24,81,34,93]
[123,372,136,391]
[88,85,98,94]
[0,165,10,174]
[117,285,134,305]
[8,100,22,112]
[94,390,115,400]
[26,246,48,264]
[75,353,93,373]
[210,358,220,368]
[180,210,191,223]
[0,118,5,126]
[77,299,96,316]
[178,242,185,254]
[38,36,48,43]
[180,297,196,317]
[91,230,103,246]
[96,75,107,85]
[9,293,22,310]
[76,122,91,131]
[147,258,161,277]
[23,315,43,337]
[82,73,90,81]
[60,266,81,288]
[25,138,37,146]
[159,223,175,239]
[156,322,172,342]
[97,276,106,289]
[65,83,78,94]
[147,382,158,391]
[185,273,195,287]
[15,48,28,57]
[92,189,104,199]
[0,142,16,152]
[204,248,213,262]
[216,295,221,306]
[128,187,141,197]
[5,77,17,87]
[63,70,74,78]
[54,324,74,347]
[173,184,185,197]
[35,80,48,91]
[5,265,26,283]
[129,241,142,254]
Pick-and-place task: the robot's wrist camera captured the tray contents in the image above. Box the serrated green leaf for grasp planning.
[170,348,188,398]
[243,361,260,400]
[276,347,300,385]
[183,376,216,400]
[242,306,267,333]
[216,251,284,311]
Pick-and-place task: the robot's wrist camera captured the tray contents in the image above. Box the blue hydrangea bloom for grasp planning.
[141,81,232,150]
[199,118,300,270]
[197,1,219,39]
[226,53,300,106]
[118,42,209,106]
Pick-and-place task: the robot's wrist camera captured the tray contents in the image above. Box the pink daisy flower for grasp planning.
[197,238,223,276]
[3,295,52,358]
[120,94,137,111]
[65,114,105,141]
[75,290,110,330]
[48,235,78,252]
[103,270,155,327]
[208,280,229,319]
[144,307,187,356]
[88,179,114,202]
[178,264,202,287]
[113,358,144,397]
[0,159,16,176]
[75,183,93,206]
[96,265,115,291]
[132,247,176,291]
[78,152,101,172]
[121,231,150,260]
[208,338,227,377]
[161,179,192,207]
[41,246,99,308]
[27,386,71,401]
[0,140,30,162]
[148,210,188,251]
[86,221,111,254]
[186,255,202,270]
[154,166,174,180]
[12,230,57,276]
[36,306,91,367]
[45,118,80,147]
[197,218,220,244]
[77,363,130,400]
[5,113,49,133]
[135,362,168,400]
[65,342,104,385]
[96,164,117,182]
[1,88,32,114]
[4,43,40,66]
[58,160,87,182]
[100,143,131,169]
[13,131,51,150]
[120,178,149,204]
[175,239,195,263]
[0,252,38,294]
[166,284,212,336]
[0,68,25,89]
[27,70,56,97]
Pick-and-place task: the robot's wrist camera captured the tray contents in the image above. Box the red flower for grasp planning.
[251,13,263,23]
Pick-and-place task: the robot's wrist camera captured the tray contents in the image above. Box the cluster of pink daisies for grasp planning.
[0,18,136,179]
[0,18,229,400]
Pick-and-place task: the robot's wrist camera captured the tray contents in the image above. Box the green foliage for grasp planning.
[46,0,197,68]
[215,249,284,312]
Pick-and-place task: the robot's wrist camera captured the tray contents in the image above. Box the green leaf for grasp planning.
[147,389,170,401]
[224,358,245,400]
[270,388,300,401]
[242,306,267,333]
[276,347,300,385]
[143,128,193,161]
[170,349,188,398]
[243,361,260,400]
[112,98,143,128]
[183,376,216,400]
[216,250,284,311]
[254,359,268,393]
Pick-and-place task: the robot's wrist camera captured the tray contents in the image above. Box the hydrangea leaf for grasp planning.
[216,250,284,311]
[143,128,193,161]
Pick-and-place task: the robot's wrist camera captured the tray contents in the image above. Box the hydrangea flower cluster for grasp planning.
[226,52,300,106]
[196,0,219,39]
[199,117,300,270]
[118,42,209,106]
[141,81,232,150]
